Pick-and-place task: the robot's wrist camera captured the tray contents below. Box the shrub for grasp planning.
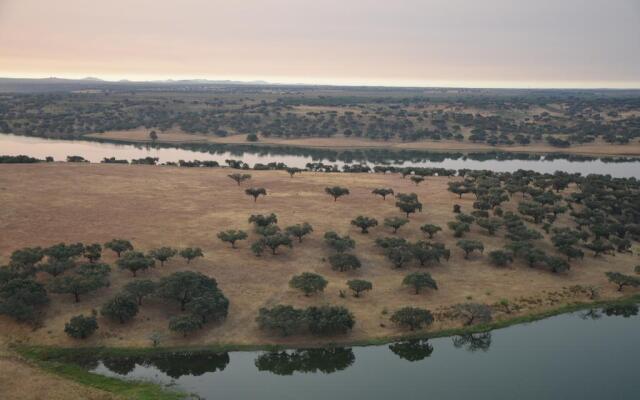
[64,314,98,339]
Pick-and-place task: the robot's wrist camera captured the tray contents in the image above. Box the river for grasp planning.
[58,305,640,400]
[1,133,639,178]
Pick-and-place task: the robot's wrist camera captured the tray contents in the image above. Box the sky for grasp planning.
[0,0,639,88]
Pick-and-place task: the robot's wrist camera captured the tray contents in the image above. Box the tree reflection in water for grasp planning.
[99,351,230,378]
[388,339,434,362]
[603,304,639,318]
[452,332,492,352]
[255,348,355,375]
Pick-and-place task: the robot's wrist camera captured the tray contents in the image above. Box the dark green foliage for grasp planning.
[329,253,362,272]
[448,221,470,238]
[391,307,434,330]
[410,176,425,185]
[605,272,640,291]
[488,250,513,267]
[389,340,434,361]
[179,247,204,263]
[155,271,220,311]
[454,303,492,325]
[477,218,502,235]
[0,278,49,322]
[304,305,355,335]
[10,247,44,267]
[186,291,230,323]
[518,202,546,223]
[39,259,76,277]
[169,314,203,337]
[456,213,475,224]
[148,247,177,267]
[260,233,293,255]
[453,204,462,213]
[551,228,585,261]
[256,224,280,236]
[101,294,139,323]
[255,348,354,375]
[384,217,409,233]
[256,305,305,336]
[83,243,102,263]
[251,241,266,257]
[385,245,413,268]
[44,242,84,262]
[65,314,98,339]
[217,230,248,248]
[372,188,394,200]
[402,272,438,294]
[49,263,110,302]
[448,181,471,198]
[104,239,134,257]
[375,236,408,250]
[228,173,251,185]
[346,279,372,297]
[545,256,570,273]
[245,187,267,202]
[420,224,441,238]
[246,133,259,142]
[325,186,350,201]
[457,240,484,259]
[289,272,327,296]
[410,241,449,266]
[286,167,301,177]
[249,213,278,228]
[123,279,156,305]
[585,239,614,257]
[351,215,378,233]
[285,223,314,243]
[324,231,356,253]
[395,192,422,218]
[116,251,155,276]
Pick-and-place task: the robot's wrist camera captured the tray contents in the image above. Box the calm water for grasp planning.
[71,306,640,400]
[1,133,639,177]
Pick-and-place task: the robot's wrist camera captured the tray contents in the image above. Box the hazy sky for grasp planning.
[1,0,639,88]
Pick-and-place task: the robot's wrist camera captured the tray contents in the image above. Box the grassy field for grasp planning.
[87,129,640,156]
[1,163,638,352]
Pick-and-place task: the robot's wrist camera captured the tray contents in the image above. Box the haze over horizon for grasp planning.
[1,0,639,89]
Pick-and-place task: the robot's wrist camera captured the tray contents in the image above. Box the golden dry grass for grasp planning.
[87,129,640,156]
[0,163,638,349]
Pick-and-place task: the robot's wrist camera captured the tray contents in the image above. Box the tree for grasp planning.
[0,278,49,322]
[256,305,305,336]
[289,272,327,296]
[324,231,355,253]
[286,167,301,177]
[518,202,546,224]
[477,218,502,235]
[49,263,110,302]
[304,306,355,335]
[285,223,313,243]
[372,188,394,200]
[448,181,470,198]
[245,187,267,202]
[328,253,361,272]
[351,216,378,234]
[104,239,133,257]
[149,130,158,141]
[81,243,102,264]
[488,250,513,267]
[246,133,259,142]
[117,251,155,277]
[585,239,614,257]
[155,271,220,311]
[395,193,422,218]
[325,186,350,202]
[248,213,278,228]
[454,303,492,325]
[123,279,156,305]
[385,246,414,268]
[169,314,203,337]
[384,217,409,233]
[261,233,293,255]
[179,247,204,263]
[101,294,139,323]
[39,259,76,277]
[391,307,434,330]
[457,240,484,259]
[403,272,438,294]
[228,173,251,186]
[410,176,425,185]
[346,279,372,297]
[186,291,230,323]
[44,242,84,261]
[251,241,265,257]
[65,314,98,339]
[149,247,177,267]
[448,221,470,238]
[551,228,585,261]
[410,242,438,267]
[10,247,43,268]
[605,272,640,291]
[545,256,570,273]
[420,224,441,239]
[217,230,248,248]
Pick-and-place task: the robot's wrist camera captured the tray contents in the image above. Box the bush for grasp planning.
[391,307,434,330]
[64,314,98,339]
[246,133,259,142]
[488,250,513,267]
[101,295,139,323]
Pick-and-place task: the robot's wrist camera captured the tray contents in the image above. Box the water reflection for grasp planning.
[451,333,492,352]
[603,304,639,318]
[389,339,434,362]
[254,348,355,375]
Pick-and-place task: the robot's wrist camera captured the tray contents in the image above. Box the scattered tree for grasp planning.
[329,253,362,272]
[228,173,251,186]
[325,186,350,202]
[101,294,139,324]
[351,216,378,234]
[384,217,409,233]
[403,272,438,294]
[64,314,98,339]
[372,188,394,200]
[457,240,484,259]
[304,305,355,335]
[346,279,372,297]
[605,272,640,291]
[453,303,492,325]
[256,305,305,336]
[420,224,442,239]
[123,279,156,305]
[391,307,434,330]
[245,187,267,202]
[289,272,327,296]
[285,223,313,243]
[116,251,155,277]
[149,247,177,267]
[179,247,204,264]
[217,230,248,248]
[104,239,133,257]
[488,250,513,267]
